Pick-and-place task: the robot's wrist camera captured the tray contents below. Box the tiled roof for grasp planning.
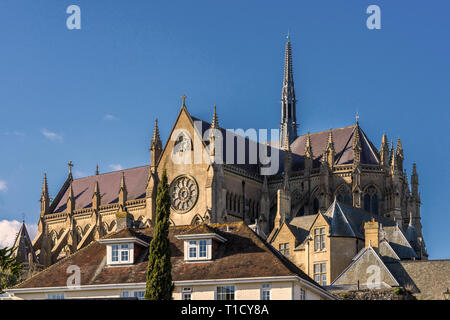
[14,222,319,289]
[52,166,150,213]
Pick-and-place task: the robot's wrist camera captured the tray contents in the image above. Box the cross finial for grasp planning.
[355,112,359,124]
[96,164,99,175]
[286,29,290,41]
[68,161,74,174]
[181,94,187,107]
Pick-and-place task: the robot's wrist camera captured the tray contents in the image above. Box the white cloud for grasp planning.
[4,131,25,137]
[41,128,63,142]
[0,180,7,191]
[103,114,117,121]
[0,220,38,249]
[109,164,123,171]
[73,170,87,178]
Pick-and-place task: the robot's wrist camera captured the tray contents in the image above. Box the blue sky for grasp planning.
[0,0,449,258]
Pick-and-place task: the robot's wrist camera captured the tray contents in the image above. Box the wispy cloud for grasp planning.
[109,164,123,171]
[4,131,25,137]
[0,220,38,248]
[73,170,87,178]
[41,128,63,142]
[0,180,7,192]
[103,114,118,121]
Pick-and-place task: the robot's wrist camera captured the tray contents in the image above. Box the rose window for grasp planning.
[170,176,198,212]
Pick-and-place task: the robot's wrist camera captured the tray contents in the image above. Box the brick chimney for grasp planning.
[364,218,379,249]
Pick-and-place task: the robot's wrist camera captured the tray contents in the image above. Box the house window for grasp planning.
[121,290,145,300]
[299,288,306,300]
[261,284,271,300]
[279,243,290,257]
[47,293,65,300]
[133,291,145,300]
[199,240,207,258]
[313,263,327,286]
[182,292,192,300]
[185,239,211,261]
[314,228,326,251]
[182,287,192,300]
[216,286,235,300]
[188,241,197,258]
[109,243,133,264]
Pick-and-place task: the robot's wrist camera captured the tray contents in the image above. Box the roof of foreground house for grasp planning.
[14,222,326,291]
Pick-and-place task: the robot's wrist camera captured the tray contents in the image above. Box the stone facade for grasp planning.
[31,38,427,271]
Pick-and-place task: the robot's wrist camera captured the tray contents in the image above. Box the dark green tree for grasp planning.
[0,246,22,293]
[145,170,173,300]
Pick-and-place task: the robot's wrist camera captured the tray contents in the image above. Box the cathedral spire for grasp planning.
[353,125,362,166]
[209,105,220,159]
[40,173,50,216]
[67,181,75,214]
[304,132,313,158]
[92,180,101,211]
[396,138,404,172]
[119,172,127,210]
[280,35,298,145]
[211,105,219,129]
[380,134,390,168]
[324,129,335,167]
[150,119,162,167]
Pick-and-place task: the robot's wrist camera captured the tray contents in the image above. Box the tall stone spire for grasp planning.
[352,124,362,166]
[209,105,220,159]
[380,134,390,168]
[396,138,404,172]
[92,180,101,211]
[211,105,219,129]
[67,181,75,214]
[119,172,127,210]
[324,129,335,168]
[280,35,298,145]
[150,119,162,167]
[40,173,50,216]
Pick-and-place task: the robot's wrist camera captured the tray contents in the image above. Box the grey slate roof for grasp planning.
[323,199,395,239]
[12,222,39,264]
[52,166,150,214]
[382,226,417,260]
[386,260,450,300]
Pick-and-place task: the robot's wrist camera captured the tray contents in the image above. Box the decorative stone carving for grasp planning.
[170,175,198,213]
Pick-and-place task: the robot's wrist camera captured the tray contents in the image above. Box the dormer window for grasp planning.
[99,237,148,266]
[111,244,131,263]
[176,231,227,262]
[188,240,209,260]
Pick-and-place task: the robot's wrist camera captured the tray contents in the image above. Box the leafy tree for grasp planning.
[0,246,22,293]
[145,170,173,300]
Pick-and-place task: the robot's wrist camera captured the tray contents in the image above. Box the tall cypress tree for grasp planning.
[145,170,173,300]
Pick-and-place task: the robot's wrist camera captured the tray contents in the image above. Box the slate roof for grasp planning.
[331,246,400,288]
[381,226,417,260]
[51,166,150,214]
[323,200,395,239]
[14,222,322,289]
[290,125,380,167]
[12,222,39,264]
[386,260,450,300]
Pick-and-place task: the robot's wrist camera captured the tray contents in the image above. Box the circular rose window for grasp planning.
[169,175,198,213]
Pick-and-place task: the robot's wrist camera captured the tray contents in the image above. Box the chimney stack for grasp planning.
[364,218,380,249]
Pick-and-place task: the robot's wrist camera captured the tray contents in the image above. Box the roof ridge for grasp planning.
[72,165,150,181]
